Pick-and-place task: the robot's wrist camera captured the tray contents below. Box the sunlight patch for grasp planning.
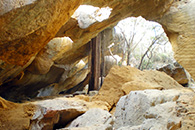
[72,5,112,29]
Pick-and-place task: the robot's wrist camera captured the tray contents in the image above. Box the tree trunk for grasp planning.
[88,34,101,92]
[100,31,105,86]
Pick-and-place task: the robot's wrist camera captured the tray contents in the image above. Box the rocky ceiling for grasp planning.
[0,0,195,101]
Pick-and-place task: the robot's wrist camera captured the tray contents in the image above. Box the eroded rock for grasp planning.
[62,108,114,130]
[114,89,194,129]
[158,62,190,86]
[92,66,183,109]
[159,0,195,79]
[29,96,110,130]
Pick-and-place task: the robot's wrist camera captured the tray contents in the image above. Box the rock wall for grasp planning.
[159,0,195,80]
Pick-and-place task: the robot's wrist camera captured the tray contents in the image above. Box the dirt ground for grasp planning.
[0,97,36,130]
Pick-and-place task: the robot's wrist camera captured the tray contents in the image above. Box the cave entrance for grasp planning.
[92,16,194,89]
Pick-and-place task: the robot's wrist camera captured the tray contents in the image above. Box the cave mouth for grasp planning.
[112,16,175,70]
[0,13,193,103]
[0,15,185,103]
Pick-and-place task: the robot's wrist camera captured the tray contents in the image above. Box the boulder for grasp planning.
[0,58,89,102]
[29,97,110,130]
[114,88,195,130]
[61,108,114,130]
[92,66,183,109]
[0,0,82,66]
[158,62,190,86]
[0,95,110,130]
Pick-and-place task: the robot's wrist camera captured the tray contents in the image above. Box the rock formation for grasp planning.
[114,88,195,129]
[92,66,183,109]
[158,62,190,86]
[0,0,195,129]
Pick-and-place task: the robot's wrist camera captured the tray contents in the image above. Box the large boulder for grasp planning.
[158,62,190,86]
[0,58,89,102]
[61,108,114,130]
[92,66,183,109]
[30,96,110,130]
[114,88,195,130]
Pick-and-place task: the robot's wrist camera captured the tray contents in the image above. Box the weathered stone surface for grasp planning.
[0,0,195,116]
[104,55,122,76]
[158,62,190,86]
[0,58,89,102]
[0,66,65,102]
[30,97,88,130]
[114,89,194,129]
[30,97,110,130]
[0,56,35,84]
[62,108,114,130]
[27,37,73,74]
[0,0,83,66]
[159,0,195,80]
[0,95,109,130]
[92,66,183,109]
[0,0,36,15]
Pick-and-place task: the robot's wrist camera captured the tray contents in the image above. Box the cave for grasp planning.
[0,0,195,130]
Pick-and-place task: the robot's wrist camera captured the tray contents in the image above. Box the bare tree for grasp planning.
[138,32,168,70]
[116,18,146,66]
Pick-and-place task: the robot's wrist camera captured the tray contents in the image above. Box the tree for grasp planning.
[115,17,147,66]
[113,16,173,69]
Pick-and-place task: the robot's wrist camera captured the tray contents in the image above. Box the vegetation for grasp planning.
[111,16,175,70]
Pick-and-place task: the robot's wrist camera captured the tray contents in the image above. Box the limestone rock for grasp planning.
[122,81,155,95]
[30,97,110,130]
[114,89,194,129]
[72,5,112,29]
[30,97,87,130]
[0,0,36,15]
[54,0,174,72]
[0,95,110,130]
[63,108,114,130]
[92,66,183,109]
[0,56,35,84]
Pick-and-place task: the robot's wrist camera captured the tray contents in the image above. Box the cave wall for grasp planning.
[159,0,195,79]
